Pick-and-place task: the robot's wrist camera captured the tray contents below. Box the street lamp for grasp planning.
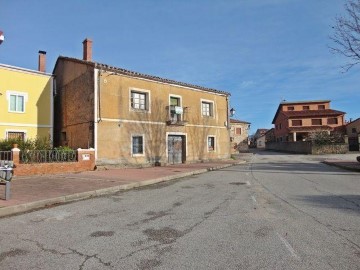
[0,30,4,45]
[230,108,235,117]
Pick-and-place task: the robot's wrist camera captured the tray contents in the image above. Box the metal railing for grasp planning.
[0,151,12,162]
[20,149,77,164]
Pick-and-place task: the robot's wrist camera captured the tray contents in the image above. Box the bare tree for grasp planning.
[330,0,360,71]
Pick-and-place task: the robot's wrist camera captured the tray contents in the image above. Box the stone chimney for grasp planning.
[38,50,46,72]
[83,38,92,61]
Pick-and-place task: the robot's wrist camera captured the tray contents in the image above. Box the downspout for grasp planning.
[94,68,100,161]
[226,95,231,158]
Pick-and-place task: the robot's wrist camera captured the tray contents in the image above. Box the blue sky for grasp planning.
[1,0,359,134]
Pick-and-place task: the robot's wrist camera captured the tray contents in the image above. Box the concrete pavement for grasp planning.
[0,159,245,218]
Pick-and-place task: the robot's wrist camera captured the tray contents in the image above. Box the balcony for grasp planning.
[166,106,188,126]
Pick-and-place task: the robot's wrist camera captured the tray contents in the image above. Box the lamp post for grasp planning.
[0,30,4,45]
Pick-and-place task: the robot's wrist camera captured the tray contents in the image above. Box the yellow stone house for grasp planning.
[53,39,232,166]
[0,52,53,141]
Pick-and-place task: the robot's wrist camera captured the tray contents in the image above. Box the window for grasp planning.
[312,119,322,125]
[201,100,214,117]
[7,131,25,140]
[132,135,144,155]
[287,106,294,111]
[303,106,310,110]
[279,123,282,129]
[352,128,357,133]
[169,96,181,122]
[292,120,302,126]
[318,105,325,110]
[235,128,242,135]
[327,118,338,125]
[6,91,27,113]
[130,90,149,111]
[208,136,215,151]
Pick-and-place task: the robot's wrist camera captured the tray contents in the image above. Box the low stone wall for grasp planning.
[311,144,348,154]
[11,148,96,176]
[266,142,348,155]
[266,141,312,154]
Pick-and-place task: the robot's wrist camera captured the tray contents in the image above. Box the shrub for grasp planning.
[307,131,344,145]
[0,136,53,151]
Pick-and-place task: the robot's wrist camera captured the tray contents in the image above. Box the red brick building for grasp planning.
[272,100,345,142]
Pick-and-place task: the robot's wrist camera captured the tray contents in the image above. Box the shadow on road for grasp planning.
[296,195,360,214]
[224,162,359,176]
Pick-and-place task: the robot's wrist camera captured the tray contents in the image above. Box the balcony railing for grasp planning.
[167,106,188,126]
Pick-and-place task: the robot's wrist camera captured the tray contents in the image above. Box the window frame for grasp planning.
[302,106,310,110]
[292,120,302,126]
[287,106,294,111]
[6,91,28,113]
[129,88,151,113]
[235,127,242,135]
[207,135,216,152]
[318,105,325,110]
[131,134,145,156]
[327,118,338,125]
[311,119,322,126]
[169,94,182,122]
[201,99,215,118]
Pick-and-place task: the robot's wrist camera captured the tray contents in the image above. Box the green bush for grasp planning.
[307,131,344,145]
[0,136,53,151]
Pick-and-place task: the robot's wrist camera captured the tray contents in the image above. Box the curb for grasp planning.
[322,161,360,173]
[0,162,244,218]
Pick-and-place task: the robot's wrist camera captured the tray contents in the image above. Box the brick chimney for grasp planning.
[83,38,92,61]
[38,50,46,72]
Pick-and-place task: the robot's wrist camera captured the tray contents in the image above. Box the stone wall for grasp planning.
[266,142,348,154]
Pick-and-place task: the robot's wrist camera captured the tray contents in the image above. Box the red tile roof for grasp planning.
[282,109,345,118]
[54,56,230,96]
[230,118,251,124]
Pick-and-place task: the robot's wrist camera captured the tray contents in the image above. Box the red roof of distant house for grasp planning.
[230,119,251,124]
[282,109,345,118]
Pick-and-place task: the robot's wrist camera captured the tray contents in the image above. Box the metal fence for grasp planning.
[0,151,12,162]
[20,149,77,164]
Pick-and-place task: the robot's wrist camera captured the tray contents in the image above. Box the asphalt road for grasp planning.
[0,151,359,270]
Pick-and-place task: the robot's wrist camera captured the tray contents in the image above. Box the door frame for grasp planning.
[166,132,187,163]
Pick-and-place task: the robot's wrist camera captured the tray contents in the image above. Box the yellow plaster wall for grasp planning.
[0,66,53,140]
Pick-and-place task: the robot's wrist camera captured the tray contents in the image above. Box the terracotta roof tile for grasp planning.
[55,56,230,96]
[282,109,345,118]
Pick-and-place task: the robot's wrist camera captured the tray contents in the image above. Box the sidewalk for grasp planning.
[323,159,360,172]
[0,159,245,218]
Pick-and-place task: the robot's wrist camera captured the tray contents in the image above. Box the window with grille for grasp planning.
[312,119,322,125]
[7,131,25,140]
[131,91,148,111]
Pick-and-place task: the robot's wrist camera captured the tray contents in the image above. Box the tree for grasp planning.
[330,0,360,71]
